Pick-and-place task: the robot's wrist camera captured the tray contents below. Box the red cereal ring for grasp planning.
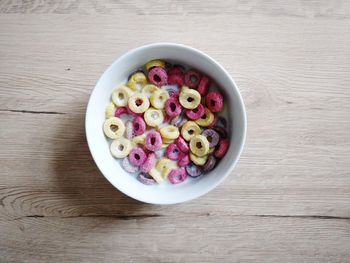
[168,65,185,75]
[168,74,184,88]
[197,75,210,96]
[205,91,224,113]
[185,103,205,120]
[165,97,182,117]
[132,116,146,136]
[175,136,189,153]
[214,139,229,158]
[148,67,168,87]
[184,70,201,89]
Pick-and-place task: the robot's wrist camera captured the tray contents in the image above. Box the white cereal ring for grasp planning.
[144,108,164,127]
[103,117,125,139]
[112,85,133,107]
[128,92,150,113]
[110,137,132,158]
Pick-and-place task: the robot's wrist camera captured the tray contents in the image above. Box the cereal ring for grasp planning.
[213,126,228,139]
[195,107,214,127]
[150,89,169,109]
[162,138,175,144]
[184,70,201,89]
[122,157,139,173]
[156,158,177,178]
[112,85,133,107]
[168,167,187,184]
[127,72,147,91]
[202,155,217,172]
[189,152,208,166]
[103,117,125,139]
[128,147,147,166]
[181,121,201,141]
[110,137,132,158]
[170,115,180,126]
[175,136,189,153]
[160,143,170,149]
[202,129,220,148]
[165,97,182,117]
[148,168,164,183]
[114,107,128,118]
[179,88,201,109]
[125,120,134,140]
[189,135,210,157]
[128,93,150,113]
[208,147,215,154]
[160,125,180,140]
[208,115,218,128]
[165,143,181,161]
[144,108,164,127]
[168,74,184,88]
[163,85,179,98]
[146,59,166,71]
[169,65,185,75]
[148,67,168,87]
[178,153,190,167]
[214,139,229,159]
[185,163,202,177]
[185,103,205,120]
[217,116,228,129]
[141,84,158,98]
[132,134,146,146]
[197,76,210,96]
[140,153,157,173]
[206,91,224,113]
[145,131,162,151]
[132,116,146,136]
[126,106,143,117]
[105,102,116,119]
[137,173,156,185]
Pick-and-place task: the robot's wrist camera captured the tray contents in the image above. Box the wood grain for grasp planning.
[0,0,350,262]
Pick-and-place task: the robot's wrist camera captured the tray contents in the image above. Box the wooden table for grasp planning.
[1,1,350,262]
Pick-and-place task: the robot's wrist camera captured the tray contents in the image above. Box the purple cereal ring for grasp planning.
[137,173,156,185]
[168,74,184,88]
[184,70,201,89]
[165,97,182,117]
[114,107,127,118]
[178,153,190,167]
[202,129,220,147]
[125,120,134,140]
[202,155,217,172]
[214,139,229,159]
[185,103,205,120]
[145,131,162,151]
[122,157,139,173]
[165,143,181,161]
[168,65,185,75]
[206,91,224,113]
[168,167,187,184]
[217,116,227,129]
[185,163,202,178]
[170,115,180,126]
[132,116,146,136]
[128,147,147,166]
[163,85,179,98]
[148,67,168,87]
[140,153,157,173]
[213,126,228,139]
[175,136,189,153]
[197,76,210,96]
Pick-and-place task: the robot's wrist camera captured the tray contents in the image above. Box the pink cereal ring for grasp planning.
[114,107,127,117]
[185,103,205,120]
[165,97,182,117]
[145,131,162,151]
[197,75,210,96]
[132,116,146,136]
[184,70,201,89]
[148,67,168,87]
[168,167,187,184]
[168,74,184,88]
[175,136,189,153]
[165,143,181,161]
[214,139,229,159]
[128,147,147,166]
[206,91,224,113]
[178,153,190,167]
[140,153,157,173]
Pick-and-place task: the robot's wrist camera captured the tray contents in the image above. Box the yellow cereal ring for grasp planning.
[162,138,175,144]
[179,88,201,109]
[160,125,180,140]
[144,108,164,127]
[190,152,208,166]
[161,143,170,149]
[208,147,215,154]
[181,85,189,91]
[105,102,116,119]
[141,84,159,98]
[112,85,133,107]
[127,72,147,91]
[150,89,169,109]
[195,107,214,127]
[110,137,132,158]
[190,135,210,157]
[103,117,125,139]
[181,121,201,141]
[128,93,150,113]
[149,167,164,183]
[132,134,146,146]
[146,59,166,71]
[156,158,177,178]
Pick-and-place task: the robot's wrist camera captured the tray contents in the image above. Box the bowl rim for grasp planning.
[85,42,247,204]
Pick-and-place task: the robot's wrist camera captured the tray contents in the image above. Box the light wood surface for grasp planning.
[1,1,350,262]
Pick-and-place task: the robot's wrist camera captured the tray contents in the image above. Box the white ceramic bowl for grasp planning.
[86,43,246,204]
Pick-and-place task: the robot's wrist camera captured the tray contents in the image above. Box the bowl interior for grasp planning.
[86,43,246,204]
